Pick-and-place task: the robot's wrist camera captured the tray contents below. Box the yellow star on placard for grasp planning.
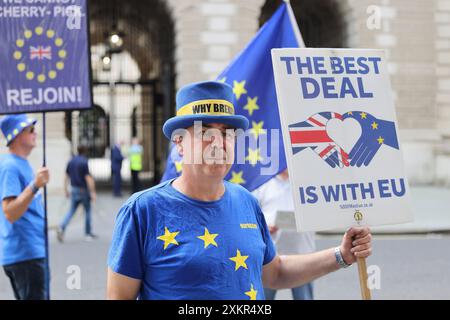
[245,148,262,166]
[197,228,219,249]
[245,284,258,300]
[371,121,378,130]
[233,80,247,100]
[157,227,179,250]
[229,171,246,185]
[244,96,259,116]
[250,121,266,139]
[377,136,384,145]
[229,249,248,271]
[175,160,183,173]
[360,112,367,119]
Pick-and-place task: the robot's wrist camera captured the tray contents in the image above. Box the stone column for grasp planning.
[435,0,450,185]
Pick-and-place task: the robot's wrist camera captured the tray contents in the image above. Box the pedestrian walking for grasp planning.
[106,81,372,300]
[57,145,97,242]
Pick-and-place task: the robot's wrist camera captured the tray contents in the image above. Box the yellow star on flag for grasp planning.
[175,160,183,173]
[371,121,378,130]
[197,228,219,249]
[377,136,384,145]
[229,171,246,185]
[250,121,266,139]
[157,227,179,250]
[360,112,367,119]
[218,77,226,83]
[233,80,247,100]
[243,96,259,116]
[347,111,353,115]
[245,148,263,166]
[229,249,249,271]
[245,284,258,300]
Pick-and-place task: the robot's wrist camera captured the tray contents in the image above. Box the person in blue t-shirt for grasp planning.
[57,144,97,242]
[0,114,50,300]
[106,81,373,300]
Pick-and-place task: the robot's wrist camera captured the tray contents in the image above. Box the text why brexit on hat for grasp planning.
[279,55,381,99]
[6,86,82,107]
[192,103,233,115]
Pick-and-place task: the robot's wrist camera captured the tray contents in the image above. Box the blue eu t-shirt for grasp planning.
[66,155,90,189]
[108,179,276,300]
[0,154,45,266]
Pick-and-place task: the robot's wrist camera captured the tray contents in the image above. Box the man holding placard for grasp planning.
[0,114,50,300]
[106,81,372,300]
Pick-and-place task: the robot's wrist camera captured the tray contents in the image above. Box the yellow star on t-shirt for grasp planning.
[243,96,259,116]
[377,136,384,145]
[250,121,266,139]
[229,171,246,185]
[229,249,248,271]
[175,160,183,173]
[245,148,262,166]
[197,228,219,249]
[245,284,258,300]
[157,227,179,250]
[233,80,247,100]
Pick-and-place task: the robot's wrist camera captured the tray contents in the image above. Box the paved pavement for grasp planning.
[0,186,450,300]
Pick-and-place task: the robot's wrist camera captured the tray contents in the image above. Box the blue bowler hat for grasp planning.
[0,114,37,146]
[163,81,249,139]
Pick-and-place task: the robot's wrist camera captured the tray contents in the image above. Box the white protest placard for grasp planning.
[271,48,413,231]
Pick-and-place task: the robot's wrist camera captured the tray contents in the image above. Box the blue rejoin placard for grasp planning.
[0,0,92,114]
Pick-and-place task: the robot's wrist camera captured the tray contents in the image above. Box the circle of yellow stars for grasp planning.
[13,27,66,83]
[156,225,259,299]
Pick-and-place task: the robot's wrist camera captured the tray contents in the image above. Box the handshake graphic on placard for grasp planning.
[288,111,399,168]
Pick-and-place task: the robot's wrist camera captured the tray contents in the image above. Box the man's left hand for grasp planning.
[339,227,372,265]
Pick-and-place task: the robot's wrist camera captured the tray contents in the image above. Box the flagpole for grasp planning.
[284,0,372,300]
[42,112,50,300]
[284,0,305,47]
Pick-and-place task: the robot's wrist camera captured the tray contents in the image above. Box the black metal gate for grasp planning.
[67,79,169,188]
[64,0,175,189]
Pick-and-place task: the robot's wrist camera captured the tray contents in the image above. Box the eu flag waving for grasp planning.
[161,2,303,191]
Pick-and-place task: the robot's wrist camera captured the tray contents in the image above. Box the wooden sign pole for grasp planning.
[354,210,371,300]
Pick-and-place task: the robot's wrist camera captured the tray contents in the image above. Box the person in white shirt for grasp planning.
[253,169,315,300]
